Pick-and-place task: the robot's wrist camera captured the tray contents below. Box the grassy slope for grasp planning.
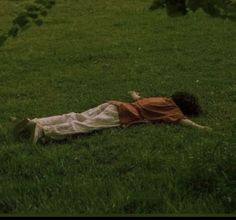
[0,0,236,216]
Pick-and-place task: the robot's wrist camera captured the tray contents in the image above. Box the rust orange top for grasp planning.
[108,97,187,127]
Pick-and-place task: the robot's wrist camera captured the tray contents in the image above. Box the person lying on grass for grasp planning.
[13,91,212,144]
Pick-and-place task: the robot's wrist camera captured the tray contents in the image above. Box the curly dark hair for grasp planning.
[171,91,203,116]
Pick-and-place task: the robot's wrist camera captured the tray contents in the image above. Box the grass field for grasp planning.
[0,0,236,216]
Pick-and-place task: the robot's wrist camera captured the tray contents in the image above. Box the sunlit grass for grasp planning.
[0,0,235,216]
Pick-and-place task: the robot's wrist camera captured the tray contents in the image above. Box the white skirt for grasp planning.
[32,103,120,140]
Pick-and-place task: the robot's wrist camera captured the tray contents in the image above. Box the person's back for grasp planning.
[108,96,187,127]
[109,91,211,131]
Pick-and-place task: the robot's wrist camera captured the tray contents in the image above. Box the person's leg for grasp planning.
[32,103,110,126]
[32,112,79,126]
[13,118,32,137]
[13,103,108,141]
[14,112,80,140]
[42,103,120,141]
[13,118,44,144]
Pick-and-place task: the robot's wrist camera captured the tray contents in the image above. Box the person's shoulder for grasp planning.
[135,96,168,105]
[147,96,170,101]
[107,100,126,106]
[163,96,174,102]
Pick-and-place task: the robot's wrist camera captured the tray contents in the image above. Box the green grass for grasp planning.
[0,0,236,216]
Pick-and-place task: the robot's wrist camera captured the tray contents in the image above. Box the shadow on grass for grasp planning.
[0,0,56,47]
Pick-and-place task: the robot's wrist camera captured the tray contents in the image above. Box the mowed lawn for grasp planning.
[0,0,236,216]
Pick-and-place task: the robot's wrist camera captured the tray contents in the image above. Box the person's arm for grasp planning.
[180,118,212,131]
[128,91,142,101]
